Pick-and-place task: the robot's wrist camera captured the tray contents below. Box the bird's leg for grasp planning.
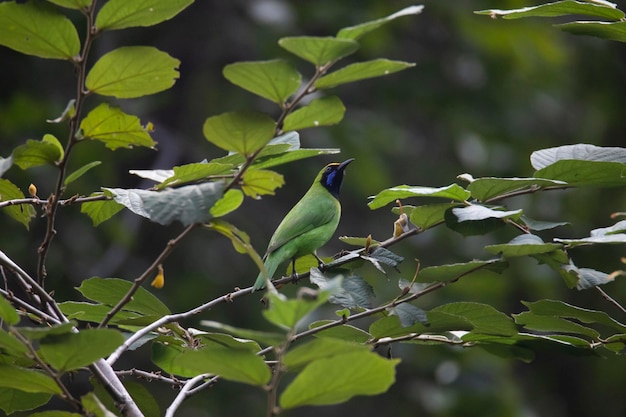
[290,258,298,284]
[313,252,325,270]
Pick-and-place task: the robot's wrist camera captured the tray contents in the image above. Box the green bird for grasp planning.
[253,158,354,291]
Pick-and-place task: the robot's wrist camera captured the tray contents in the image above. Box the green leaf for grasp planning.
[46,98,76,124]
[58,302,139,324]
[251,148,341,170]
[369,312,473,338]
[81,392,116,417]
[86,46,180,98]
[39,329,124,371]
[283,96,345,131]
[80,192,124,226]
[151,343,196,378]
[199,320,285,346]
[158,162,233,189]
[0,178,36,229]
[96,0,194,31]
[0,329,29,357]
[223,59,301,104]
[592,220,626,236]
[520,215,569,231]
[337,5,424,40]
[91,378,159,417]
[104,181,224,226]
[278,36,359,66]
[445,205,521,236]
[467,177,567,201]
[557,20,626,42]
[206,219,266,274]
[475,1,625,21]
[210,189,244,217]
[561,264,614,290]
[432,302,518,336]
[0,1,80,60]
[367,247,404,268]
[129,168,174,183]
[309,321,371,343]
[12,134,64,169]
[79,103,156,150]
[172,343,271,385]
[64,161,101,186]
[263,290,331,330]
[451,205,522,222]
[241,169,284,198]
[555,234,626,246]
[0,296,19,325]
[392,203,456,230]
[0,388,52,415]
[202,111,275,154]
[0,365,62,395]
[280,351,399,408]
[120,381,160,417]
[17,322,75,340]
[283,338,370,370]
[369,184,471,209]
[0,155,13,177]
[76,277,170,316]
[46,0,92,10]
[514,312,600,339]
[485,234,563,257]
[535,160,626,187]
[310,269,374,309]
[417,259,508,283]
[389,303,428,327]
[315,59,415,89]
[531,144,626,168]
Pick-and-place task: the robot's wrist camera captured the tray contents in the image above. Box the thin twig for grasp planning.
[1,242,145,416]
[165,373,213,417]
[99,223,200,328]
[10,328,84,412]
[115,369,185,387]
[36,0,99,285]
[0,250,65,321]
[0,289,59,324]
[595,286,626,315]
[372,333,470,348]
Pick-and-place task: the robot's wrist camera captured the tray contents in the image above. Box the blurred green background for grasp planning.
[1,0,626,416]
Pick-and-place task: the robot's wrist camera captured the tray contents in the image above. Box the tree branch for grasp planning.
[165,373,213,417]
[99,223,200,328]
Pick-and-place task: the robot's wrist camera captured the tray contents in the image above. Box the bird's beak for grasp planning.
[339,158,355,171]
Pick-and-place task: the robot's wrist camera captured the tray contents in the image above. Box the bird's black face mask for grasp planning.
[321,158,354,198]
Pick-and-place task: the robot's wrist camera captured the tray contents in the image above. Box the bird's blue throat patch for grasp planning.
[321,166,343,199]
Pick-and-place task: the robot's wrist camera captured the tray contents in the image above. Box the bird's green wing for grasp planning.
[266,196,339,256]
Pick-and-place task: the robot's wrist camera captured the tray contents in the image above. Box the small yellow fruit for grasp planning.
[151,264,165,289]
[28,183,37,197]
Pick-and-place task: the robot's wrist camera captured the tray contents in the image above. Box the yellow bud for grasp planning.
[28,183,37,197]
[393,213,409,237]
[151,264,165,289]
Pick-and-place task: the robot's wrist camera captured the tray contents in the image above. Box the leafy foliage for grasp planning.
[0,1,625,417]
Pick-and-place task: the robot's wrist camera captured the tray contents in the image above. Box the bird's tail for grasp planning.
[252,253,282,291]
